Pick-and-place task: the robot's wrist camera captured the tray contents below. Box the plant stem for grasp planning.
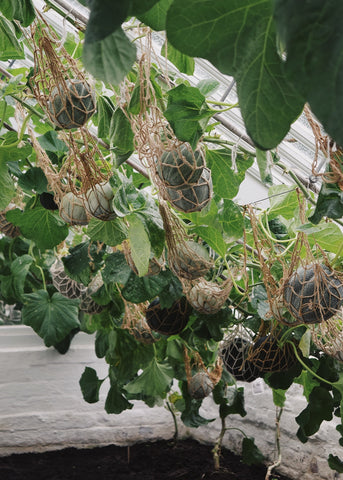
[43,0,87,31]
[166,401,178,442]
[36,265,47,291]
[212,415,226,470]
[289,341,333,387]
[265,407,283,480]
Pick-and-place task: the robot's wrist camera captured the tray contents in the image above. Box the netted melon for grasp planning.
[84,182,116,221]
[283,263,343,324]
[157,143,205,188]
[249,335,297,374]
[48,79,96,129]
[170,240,211,280]
[59,192,88,225]
[146,297,191,336]
[130,318,159,345]
[188,280,227,314]
[40,192,59,210]
[166,167,212,213]
[188,371,214,399]
[221,338,260,382]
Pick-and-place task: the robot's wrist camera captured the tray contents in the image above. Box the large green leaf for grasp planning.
[97,95,116,142]
[166,0,304,150]
[87,217,128,247]
[83,28,136,85]
[206,149,254,199]
[296,222,343,255]
[137,0,173,31]
[0,16,25,60]
[267,185,299,219]
[22,290,80,347]
[161,41,195,75]
[121,269,175,303]
[0,0,35,27]
[79,366,104,403]
[309,182,343,225]
[0,254,33,303]
[274,0,343,147]
[241,437,265,466]
[85,1,129,43]
[110,107,134,152]
[164,84,212,148]
[128,214,151,277]
[62,241,105,285]
[124,357,174,399]
[0,163,15,210]
[105,383,133,414]
[296,386,334,440]
[7,204,69,250]
[102,251,132,285]
[17,167,48,194]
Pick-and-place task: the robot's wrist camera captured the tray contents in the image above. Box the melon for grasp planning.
[84,182,116,221]
[59,192,88,225]
[188,280,224,314]
[157,144,205,187]
[51,260,87,299]
[283,263,343,324]
[188,371,214,399]
[48,79,96,129]
[166,167,212,213]
[145,297,191,336]
[170,240,211,280]
[249,335,297,373]
[221,338,260,382]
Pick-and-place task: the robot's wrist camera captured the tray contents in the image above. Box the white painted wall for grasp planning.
[0,325,342,480]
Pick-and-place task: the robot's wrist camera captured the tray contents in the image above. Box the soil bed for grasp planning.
[0,438,292,480]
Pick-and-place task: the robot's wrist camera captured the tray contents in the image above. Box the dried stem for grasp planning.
[265,407,283,480]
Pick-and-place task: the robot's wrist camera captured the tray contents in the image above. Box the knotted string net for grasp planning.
[181,276,233,315]
[121,295,157,344]
[184,347,222,399]
[310,311,343,362]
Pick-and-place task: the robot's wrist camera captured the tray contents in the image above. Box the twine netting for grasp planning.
[122,298,157,344]
[29,19,95,130]
[247,332,297,373]
[123,32,212,213]
[51,259,87,299]
[310,313,343,362]
[158,199,213,280]
[145,296,191,336]
[220,324,260,382]
[184,347,222,398]
[246,201,343,326]
[182,277,233,314]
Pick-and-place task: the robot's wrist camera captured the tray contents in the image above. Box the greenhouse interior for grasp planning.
[0,1,343,479]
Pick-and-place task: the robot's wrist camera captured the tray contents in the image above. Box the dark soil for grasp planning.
[0,438,292,480]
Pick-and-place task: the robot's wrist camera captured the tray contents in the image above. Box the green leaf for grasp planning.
[0,0,35,27]
[105,383,133,414]
[79,366,104,403]
[296,222,343,254]
[272,389,286,408]
[22,290,80,347]
[161,41,195,75]
[38,130,68,155]
[164,84,212,149]
[206,149,254,199]
[256,149,273,186]
[0,254,33,303]
[83,28,136,85]
[197,79,220,97]
[0,134,32,163]
[274,0,343,147]
[328,455,343,474]
[219,200,244,243]
[97,95,116,142]
[121,269,174,303]
[85,0,129,43]
[241,437,265,466]
[129,0,161,16]
[17,167,48,194]
[219,387,246,418]
[137,0,173,31]
[267,185,298,219]
[296,386,334,439]
[110,107,134,153]
[125,357,174,399]
[178,381,215,427]
[87,217,128,247]
[308,182,343,224]
[192,225,227,257]
[166,0,304,150]
[137,210,165,259]
[62,241,104,285]
[0,163,15,210]
[7,204,69,250]
[0,16,25,60]
[102,251,133,285]
[251,285,270,320]
[128,214,151,277]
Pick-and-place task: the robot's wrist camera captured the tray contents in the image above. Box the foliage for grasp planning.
[1,0,343,473]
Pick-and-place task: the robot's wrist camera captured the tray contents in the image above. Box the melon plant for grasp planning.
[170,240,211,280]
[188,371,214,399]
[166,167,212,213]
[249,335,297,374]
[145,297,191,336]
[221,337,261,382]
[283,263,343,324]
[48,79,96,129]
[59,192,88,225]
[84,182,116,221]
[157,143,205,187]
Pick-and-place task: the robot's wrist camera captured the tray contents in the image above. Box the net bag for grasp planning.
[159,200,213,281]
[51,259,87,299]
[122,298,158,345]
[246,201,343,327]
[310,313,343,362]
[220,324,261,382]
[0,205,21,238]
[29,18,95,130]
[145,296,191,336]
[184,347,222,399]
[183,277,233,315]
[247,332,297,374]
